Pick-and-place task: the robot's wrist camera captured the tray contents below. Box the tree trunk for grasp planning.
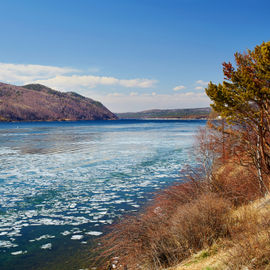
[256,134,267,195]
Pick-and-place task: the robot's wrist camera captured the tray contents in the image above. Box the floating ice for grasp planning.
[41,243,52,250]
[0,120,202,262]
[60,231,71,236]
[30,234,55,242]
[0,240,18,248]
[71,235,84,240]
[85,231,103,236]
[69,203,77,208]
[11,250,27,255]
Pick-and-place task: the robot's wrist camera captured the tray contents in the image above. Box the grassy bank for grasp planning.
[169,194,270,270]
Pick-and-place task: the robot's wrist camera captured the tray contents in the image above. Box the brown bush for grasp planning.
[151,175,206,214]
[171,193,231,251]
[97,192,232,269]
[211,162,262,205]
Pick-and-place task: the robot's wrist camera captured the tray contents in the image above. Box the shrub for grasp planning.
[211,162,261,205]
[98,192,231,269]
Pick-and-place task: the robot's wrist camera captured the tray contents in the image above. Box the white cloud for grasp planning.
[0,62,157,90]
[107,92,123,97]
[194,86,204,90]
[0,62,211,112]
[196,80,209,86]
[0,62,78,84]
[91,92,211,113]
[173,85,186,91]
[34,75,156,91]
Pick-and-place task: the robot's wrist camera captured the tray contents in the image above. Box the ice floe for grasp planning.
[71,235,84,240]
[11,250,27,255]
[0,240,18,248]
[60,230,71,236]
[29,234,55,242]
[85,231,103,236]
[41,243,52,249]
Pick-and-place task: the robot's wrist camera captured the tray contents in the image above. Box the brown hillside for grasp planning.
[0,82,117,121]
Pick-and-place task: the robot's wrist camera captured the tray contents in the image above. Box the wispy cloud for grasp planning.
[173,85,186,91]
[92,92,210,113]
[35,75,157,90]
[0,62,157,90]
[196,80,209,86]
[194,79,209,91]
[0,62,211,112]
[0,62,78,84]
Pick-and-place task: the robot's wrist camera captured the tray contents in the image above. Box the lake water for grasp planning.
[0,119,205,270]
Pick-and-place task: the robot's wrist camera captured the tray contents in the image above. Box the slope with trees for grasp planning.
[117,107,211,119]
[0,82,118,121]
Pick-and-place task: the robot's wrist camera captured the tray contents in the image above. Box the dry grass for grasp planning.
[223,197,270,269]
[169,196,270,270]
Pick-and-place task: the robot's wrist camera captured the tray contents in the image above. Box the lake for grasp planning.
[0,119,205,270]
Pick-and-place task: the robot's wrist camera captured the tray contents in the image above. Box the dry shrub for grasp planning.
[97,205,172,269]
[211,161,261,205]
[223,201,270,269]
[98,192,232,269]
[170,193,231,252]
[152,175,206,214]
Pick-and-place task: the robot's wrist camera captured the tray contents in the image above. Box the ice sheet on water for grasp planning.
[0,120,202,253]
[0,147,19,155]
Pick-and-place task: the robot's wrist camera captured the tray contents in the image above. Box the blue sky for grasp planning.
[0,0,269,112]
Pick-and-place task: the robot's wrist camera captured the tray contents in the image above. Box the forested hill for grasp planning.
[117,107,211,119]
[0,82,118,121]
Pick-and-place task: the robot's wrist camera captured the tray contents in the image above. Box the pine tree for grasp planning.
[205,41,270,194]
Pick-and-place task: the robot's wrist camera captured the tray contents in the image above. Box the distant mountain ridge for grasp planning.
[117,107,211,119]
[0,82,117,121]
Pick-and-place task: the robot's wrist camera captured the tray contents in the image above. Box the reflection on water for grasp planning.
[0,120,205,270]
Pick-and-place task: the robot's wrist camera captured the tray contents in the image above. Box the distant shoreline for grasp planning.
[116,107,211,120]
[0,118,208,123]
[122,117,208,120]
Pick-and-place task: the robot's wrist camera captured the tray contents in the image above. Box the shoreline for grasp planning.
[0,118,208,123]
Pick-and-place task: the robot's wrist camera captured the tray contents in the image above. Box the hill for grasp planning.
[0,82,117,121]
[117,107,211,119]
